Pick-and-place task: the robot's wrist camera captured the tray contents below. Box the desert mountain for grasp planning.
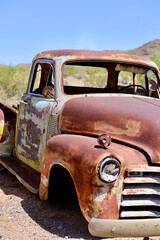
[125,39,160,58]
[15,63,31,68]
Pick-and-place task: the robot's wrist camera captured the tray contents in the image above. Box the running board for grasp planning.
[0,157,40,194]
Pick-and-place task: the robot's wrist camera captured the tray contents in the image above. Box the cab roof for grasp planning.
[33,49,159,71]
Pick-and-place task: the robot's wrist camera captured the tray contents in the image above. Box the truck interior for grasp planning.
[63,61,159,98]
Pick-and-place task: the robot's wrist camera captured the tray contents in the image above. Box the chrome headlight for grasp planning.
[99,157,121,182]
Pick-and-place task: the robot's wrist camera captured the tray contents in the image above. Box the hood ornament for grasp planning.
[98,134,111,149]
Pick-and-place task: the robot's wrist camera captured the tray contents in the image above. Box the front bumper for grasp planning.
[88,218,160,237]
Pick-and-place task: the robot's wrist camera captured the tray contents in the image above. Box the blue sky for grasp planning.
[0,0,160,65]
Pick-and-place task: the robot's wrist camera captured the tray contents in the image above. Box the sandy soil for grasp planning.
[0,165,160,240]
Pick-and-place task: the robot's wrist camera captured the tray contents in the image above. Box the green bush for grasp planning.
[0,65,30,104]
[150,46,160,69]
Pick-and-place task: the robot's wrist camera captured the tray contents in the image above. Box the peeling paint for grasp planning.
[15,98,56,172]
[41,174,48,187]
[94,187,108,202]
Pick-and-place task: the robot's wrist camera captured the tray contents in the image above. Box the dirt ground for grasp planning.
[0,165,160,240]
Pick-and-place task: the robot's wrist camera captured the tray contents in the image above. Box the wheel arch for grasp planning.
[39,134,148,221]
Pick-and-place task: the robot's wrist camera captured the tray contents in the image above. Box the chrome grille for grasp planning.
[49,113,57,136]
[120,169,160,219]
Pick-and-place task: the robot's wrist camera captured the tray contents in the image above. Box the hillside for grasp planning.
[16,63,31,68]
[125,39,160,58]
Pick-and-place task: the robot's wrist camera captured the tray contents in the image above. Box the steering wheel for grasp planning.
[118,84,148,96]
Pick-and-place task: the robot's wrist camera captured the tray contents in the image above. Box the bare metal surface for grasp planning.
[88,218,160,237]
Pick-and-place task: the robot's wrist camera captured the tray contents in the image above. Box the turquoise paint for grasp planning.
[55,56,75,92]
[54,56,73,64]
[32,98,54,112]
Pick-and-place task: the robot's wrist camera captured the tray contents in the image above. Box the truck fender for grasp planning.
[39,134,147,221]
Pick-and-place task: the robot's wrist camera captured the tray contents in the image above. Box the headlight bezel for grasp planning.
[98,157,121,183]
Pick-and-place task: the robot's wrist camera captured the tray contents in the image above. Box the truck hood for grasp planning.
[59,96,160,164]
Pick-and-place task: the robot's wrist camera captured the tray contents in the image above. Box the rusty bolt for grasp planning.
[98,134,111,149]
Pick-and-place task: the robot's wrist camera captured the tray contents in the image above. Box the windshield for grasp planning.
[63,61,159,98]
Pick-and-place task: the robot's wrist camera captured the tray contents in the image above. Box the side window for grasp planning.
[135,73,146,86]
[118,71,133,86]
[32,64,42,92]
[30,62,54,95]
[118,71,146,87]
[116,64,159,97]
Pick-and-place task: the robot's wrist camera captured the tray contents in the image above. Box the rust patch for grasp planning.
[33,50,159,72]
[40,134,148,221]
[59,96,160,163]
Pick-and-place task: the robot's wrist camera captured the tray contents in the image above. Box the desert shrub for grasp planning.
[0,65,30,103]
[150,46,160,69]
[63,65,108,88]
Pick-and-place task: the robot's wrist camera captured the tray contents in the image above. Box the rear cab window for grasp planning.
[63,62,108,95]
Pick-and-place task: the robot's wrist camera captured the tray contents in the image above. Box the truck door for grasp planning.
[15,60,56,172]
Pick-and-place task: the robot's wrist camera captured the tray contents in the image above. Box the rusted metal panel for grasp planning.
[0,100,17,114]
[33,50,159,72]
[123,187,160,195]
[124,177,160,183]
[126,166,160,172]
[121,199,160,207]
[59,96,160,163]
[121,168,160,220]
[39,134,147,221]
[15,97,57,172]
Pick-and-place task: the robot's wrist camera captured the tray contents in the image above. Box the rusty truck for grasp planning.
[0,50,160,237]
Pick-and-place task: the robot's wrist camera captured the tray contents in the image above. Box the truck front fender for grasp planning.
[39,134,147,221]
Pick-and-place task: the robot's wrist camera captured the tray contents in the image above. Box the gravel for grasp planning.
[0,166,160,240]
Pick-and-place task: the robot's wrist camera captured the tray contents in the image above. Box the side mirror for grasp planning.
[42,86,55,99]
[147,70,154,78]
